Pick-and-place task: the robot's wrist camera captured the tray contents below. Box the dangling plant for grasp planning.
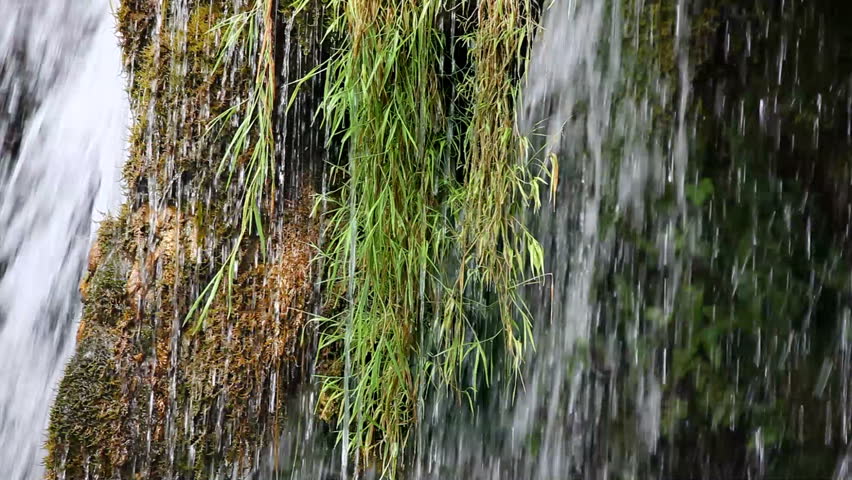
[186,0,277,332]
[313,0,448,475]
[185,0,547,474]
[440,0,544,386]
[309,0,546,476]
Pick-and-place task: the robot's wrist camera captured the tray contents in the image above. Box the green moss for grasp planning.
[120,0,237,199]
[117,0,156,99]
[622,0,723,82]
[80,221,129,329]
[46,327,126,478]
[281,2,322,56]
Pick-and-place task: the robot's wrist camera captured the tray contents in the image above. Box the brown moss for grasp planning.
[182,195,318,467]
[49,191,319,479]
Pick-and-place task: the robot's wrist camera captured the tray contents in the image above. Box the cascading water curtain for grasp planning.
[511,0,852,478]
[29,0,852,478]
[0,1,126,479]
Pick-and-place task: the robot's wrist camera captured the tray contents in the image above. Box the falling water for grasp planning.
[0,1,127,478]
[407,1,679,477]
[515,0,687,476]
[380,0,852,478]
[17,0,852,478]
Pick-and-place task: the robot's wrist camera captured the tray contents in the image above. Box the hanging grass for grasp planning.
[308,0,546,476]
[184,0,546,474]
[313,0,448,475]
[441,0,544,387]
[186,0,277,332]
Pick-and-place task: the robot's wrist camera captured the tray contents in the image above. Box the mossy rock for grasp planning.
[46,327,127,478]
[48,0,329,476]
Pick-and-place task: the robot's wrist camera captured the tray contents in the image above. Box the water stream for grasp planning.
[5,0,852,478]
[0,1,127,478]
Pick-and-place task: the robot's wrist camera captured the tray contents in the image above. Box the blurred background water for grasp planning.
[0,1,126,478]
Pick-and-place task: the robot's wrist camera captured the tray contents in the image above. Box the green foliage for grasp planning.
[606,111,850,472]
[444,0,544,383]
[46,328,125,478]
[312,2,447,474]
[300,0,545,476]
[664,134,845,448]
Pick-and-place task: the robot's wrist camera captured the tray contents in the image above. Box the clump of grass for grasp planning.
[310,0,546,477]
[440,0,544,388]
[314,0,447,475]
[186,0,277,332]
[181,0,546,474]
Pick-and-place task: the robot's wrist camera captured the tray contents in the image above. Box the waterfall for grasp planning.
[0,1,127,478]
[7,0,852,478]
[515,0,683,476]
[405,0,852,478]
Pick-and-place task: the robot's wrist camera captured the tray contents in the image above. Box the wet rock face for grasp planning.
[623,1,852,477]
[46,1,325,478]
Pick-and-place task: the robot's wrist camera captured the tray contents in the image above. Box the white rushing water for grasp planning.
[0,1,127,478]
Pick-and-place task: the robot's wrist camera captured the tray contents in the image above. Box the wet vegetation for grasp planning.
[308,0,545,475]
[45,0,852,478]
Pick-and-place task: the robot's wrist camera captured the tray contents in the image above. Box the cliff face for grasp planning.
[46,1,324,478]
